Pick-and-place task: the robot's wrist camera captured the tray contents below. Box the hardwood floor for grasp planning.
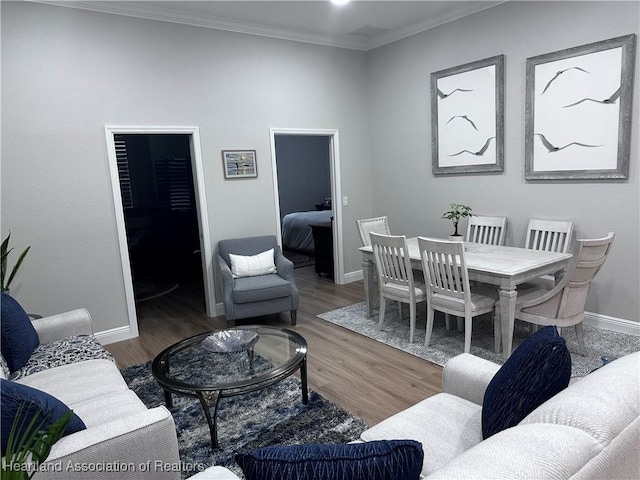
[105,266,443,427]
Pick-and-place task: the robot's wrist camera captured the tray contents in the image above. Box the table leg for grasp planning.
[197,391,222,449]
[499,287,518,359]
[300,357,309,404]
[164,390,173,409]
[362,257,377,316]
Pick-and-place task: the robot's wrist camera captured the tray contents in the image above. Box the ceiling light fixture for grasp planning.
[330,0,351,6]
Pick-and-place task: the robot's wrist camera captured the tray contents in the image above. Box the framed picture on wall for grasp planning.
[525,34,636,180]
[222,150,257,179]
[431,55,505,175]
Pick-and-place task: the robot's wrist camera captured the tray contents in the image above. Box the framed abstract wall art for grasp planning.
[525,34,636,180]
[222,150,257,179]
[431,55,505,175]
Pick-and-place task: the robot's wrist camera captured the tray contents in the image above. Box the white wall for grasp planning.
[367,1,639,322]
[1,2,371,336]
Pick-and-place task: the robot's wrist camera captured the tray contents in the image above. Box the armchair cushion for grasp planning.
[232,274,293,304]
[1,378,86,455]
[482,326,571,439]
[229,248,277,278]
[0,293,39,372]
[236,440,423,480]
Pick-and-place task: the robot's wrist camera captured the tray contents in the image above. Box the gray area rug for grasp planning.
[121,356,367,479]
[318,302,640,377]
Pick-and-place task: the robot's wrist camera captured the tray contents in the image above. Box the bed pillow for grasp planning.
[229,249,277,278]
[1,378,86,456]
[482,325,571,439]
[236,439,424,480]
[1,293,40,372]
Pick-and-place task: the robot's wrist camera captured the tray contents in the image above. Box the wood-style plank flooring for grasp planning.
[105,266,443,427]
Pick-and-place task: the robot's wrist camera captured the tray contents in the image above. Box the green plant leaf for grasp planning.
[4,246,30,292]
[2,404,72,480]
[1,232,29,293]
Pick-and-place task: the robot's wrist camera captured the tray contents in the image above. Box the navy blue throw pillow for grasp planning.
[1,378,86,456]
[1,293,40,372]
[236,439,424,480]
[482,325,571,439]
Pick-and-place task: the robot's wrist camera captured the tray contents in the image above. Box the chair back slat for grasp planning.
[525,219,573,253]
[466,216,506,245]
[356,216,390,247]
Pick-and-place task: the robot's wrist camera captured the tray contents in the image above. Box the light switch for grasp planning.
[342,196,349,207]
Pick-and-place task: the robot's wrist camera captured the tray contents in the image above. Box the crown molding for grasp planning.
[29,1,506,52]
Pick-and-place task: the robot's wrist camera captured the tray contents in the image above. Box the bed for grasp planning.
[281,210,333,254]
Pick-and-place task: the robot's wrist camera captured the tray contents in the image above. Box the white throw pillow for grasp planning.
[229,248,277,278]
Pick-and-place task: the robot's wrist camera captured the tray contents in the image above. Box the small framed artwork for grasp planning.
[222,150,257,179]
[431,55,505,175]
[525,34,636,180]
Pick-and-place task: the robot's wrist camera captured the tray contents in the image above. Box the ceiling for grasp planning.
[40,1,506,51]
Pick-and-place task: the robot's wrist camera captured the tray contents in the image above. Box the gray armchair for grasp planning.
[217,235,299,327]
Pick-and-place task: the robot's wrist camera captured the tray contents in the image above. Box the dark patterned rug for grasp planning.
[121,359,367,479]
[283,250,315,268]
[318,302,640,377]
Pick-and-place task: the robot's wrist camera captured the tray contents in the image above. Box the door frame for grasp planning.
[269,128,344,284]
[105,126,215,339]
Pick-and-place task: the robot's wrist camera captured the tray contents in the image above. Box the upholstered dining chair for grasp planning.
[418,237,499,354]
[466,216,507,245]
[523,219,574,289]
[217,235,299,327]
[370,232,426,343]
[356,216,390,247]
[515,233,615,356]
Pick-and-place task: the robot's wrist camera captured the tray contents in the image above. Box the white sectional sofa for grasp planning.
[2,307,181,480]
[197,350,640,479]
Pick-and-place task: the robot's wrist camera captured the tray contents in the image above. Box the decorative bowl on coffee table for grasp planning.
[202,329,259,353]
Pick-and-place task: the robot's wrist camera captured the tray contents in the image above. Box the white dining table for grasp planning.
[359,238,572,358]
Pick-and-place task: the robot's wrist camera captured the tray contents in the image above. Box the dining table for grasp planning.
[359,238,572,358]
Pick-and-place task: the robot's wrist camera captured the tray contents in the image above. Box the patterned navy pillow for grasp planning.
[236,439,423,480]
[1,378,86,455]
[0,293,39,372]
[482,325,571,439]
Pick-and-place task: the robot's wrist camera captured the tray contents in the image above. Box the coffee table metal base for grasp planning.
[161,358,308,448]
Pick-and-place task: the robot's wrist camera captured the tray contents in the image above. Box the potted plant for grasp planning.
[442,203,473,240]
[2,404,72,480]
[1,232,30,293]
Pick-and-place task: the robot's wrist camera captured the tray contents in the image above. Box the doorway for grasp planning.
[106,127,215,339]
[270,128,344,284]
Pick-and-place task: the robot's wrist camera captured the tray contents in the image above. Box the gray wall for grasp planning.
[367,1,639,322]
[1,1,370,333]
[1,1,638,337]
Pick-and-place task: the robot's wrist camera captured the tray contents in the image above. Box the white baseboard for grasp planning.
[94,325,136,345]
[344,270,363,283]
[584,312,640,336]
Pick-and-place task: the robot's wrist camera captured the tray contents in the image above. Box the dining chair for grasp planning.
[370,232,426,343]
[523,219,574,289]
[417,237,499,354]
[515,233,615,356]
[466,215,507,245]
[356,216,390,247]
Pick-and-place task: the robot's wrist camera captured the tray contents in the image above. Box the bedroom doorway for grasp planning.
[270,129,344,284]
[105,126,215,339]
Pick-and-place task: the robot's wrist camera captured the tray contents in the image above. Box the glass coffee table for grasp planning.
[152,325,308,448]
